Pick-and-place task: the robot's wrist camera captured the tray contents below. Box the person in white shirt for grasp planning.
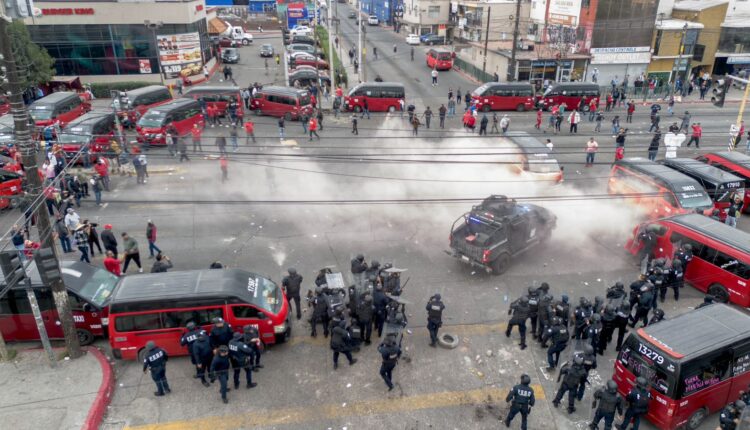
[585,138,599,167]
[64,208,81,234]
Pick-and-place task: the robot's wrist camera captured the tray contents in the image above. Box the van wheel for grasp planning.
[77,329,94,346]
[490,253,511,276]
[255,109,262,116]
[388,106,396,113]
[284,112,292,121]
[137,347,147,363]
[353,106,362,113]
[516,104,525,112]
[242,39,250,46]
[686,407,708,430]
[708,283,730,303]
[481,105,491,113]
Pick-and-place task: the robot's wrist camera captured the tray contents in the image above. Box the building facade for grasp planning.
[23,0,211,82]
[399,0,451,37]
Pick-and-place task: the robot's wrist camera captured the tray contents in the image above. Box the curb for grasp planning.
[82,346,114,430]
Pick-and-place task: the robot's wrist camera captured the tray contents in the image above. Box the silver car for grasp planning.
[260,44,274,57]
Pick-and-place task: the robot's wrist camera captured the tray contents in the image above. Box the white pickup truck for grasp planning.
[224,25,253,45]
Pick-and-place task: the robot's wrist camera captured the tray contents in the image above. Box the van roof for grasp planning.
[511,133,555,157]
[351,82,404,89]
[615,158,706,193]
[259,86,310,96]
[479,82,533,88]
[125,85,169,97]
[184,85,240,94]
[64,111,112,128]
[548,82,599,89]
[109,269,273,305]
[0,261,107,295]
[711,151,750,170]
[663,158,744,186]
[639,304,750,360]
[32,92,79,106]
[668,213,750,255]
[149,97,198,113]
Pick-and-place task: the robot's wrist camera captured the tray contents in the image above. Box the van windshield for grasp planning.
[473,83,491,96]
[138,111,166,128]
[29,108,53,120]
[618,336,677,397]
[437,53,452,60]
[247,275,283,314]
[72,268,120,308]
[528,157,560,174]
[299,93,311,106]
[676,191,713,209]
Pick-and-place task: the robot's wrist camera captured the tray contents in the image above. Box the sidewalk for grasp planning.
[0,346,113,430]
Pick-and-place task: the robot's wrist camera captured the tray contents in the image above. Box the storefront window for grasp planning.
[719,27,750,54]
[592,0,659,48]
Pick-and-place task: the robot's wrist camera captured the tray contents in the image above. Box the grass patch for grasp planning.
[316,25,348,88]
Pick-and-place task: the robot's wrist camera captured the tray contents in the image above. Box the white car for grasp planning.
[367,15,379,25]
[290,25,313,36]
[406,34,421,45]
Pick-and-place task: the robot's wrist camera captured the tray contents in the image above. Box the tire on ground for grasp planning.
[438,332,459,349]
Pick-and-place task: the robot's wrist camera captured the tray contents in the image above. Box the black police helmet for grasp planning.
[356,254,364,261]
[233,332,242,340]
[288,268,297,275]
[527,286,536,295]
[636,377,648,388]
[146,340,156,350]
[433,293,441,301]
[672,259,682,267]
[371,260,380,268]
[520,296,529,304]
[561,295,569,303]
[736,400,747,409]
[683,243,692,251]
[520,374,531,385]
[594,296,603,304]
[605,304,615,313]
[592,313,601,322]
[218,345,229,353]
[186,321,196,330]
[539,282,550,292]
[552,316,561,325]
[584,344,594,354]
[574,356,584,365]
[615,282,624,289]
[654,308,665,317]
[607,380,618,393]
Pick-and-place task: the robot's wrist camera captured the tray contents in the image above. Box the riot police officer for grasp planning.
[697,294,715,309]
[554,295,571,327]
[228,332,257,389]
[209,345,232,404]
[577,344,598,401]
[536,294,554,346]
[617,377,651,430]
[628,276,647,311]
[593,296,605,315]
[331,319,357,369]
[142,341,170,396]
[599,305,617,355]
[373,283,390,337]
[606,282,626,305]
[614,301,631,352]
[426,293,445,347]
[573,298,593,340]
[590,380,624,430]
[587,313,603,351]
[667,259,684,301]
[351,254,368,287]
[209,317,233,349]
[282,267,303,320]
[378,336,401,391]
[357,293,375,345]
[553,356,587,414]
[651,267,667,303]
[630,283,654,328]
[674,243,693,270]
[543,317,568,370]
[505,374,536,429]
[506,295,531,349]
[366,260,381,285]
[311,286,330,337]
[720,400,746,430]
[526,286,541,339]
[383,267,403,296]
[648,308,665,325]
[192,331,213,387]
[243,324,263,371]
[180,322,205,376]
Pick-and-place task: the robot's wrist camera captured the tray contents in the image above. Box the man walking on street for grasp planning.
[308,117,320,141]
[479,114,488,135]
[351,115,358,135]
[585,137,599,167]
[569,110,581,134]
[424,107,432,128]
[431,68,438,86]
[439,104,446,128]
[362,99,370,119]
[121,232,143,273]
[244,119,256,144]
[278,117,285,140]
[687,123,701,148]
[101,224,118,258]
[146,220,161,259]
[191,124,203,152]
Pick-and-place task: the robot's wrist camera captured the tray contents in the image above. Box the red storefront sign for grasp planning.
[41,8,95,15]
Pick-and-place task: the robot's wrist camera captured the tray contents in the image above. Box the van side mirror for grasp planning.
[82,303,92,312]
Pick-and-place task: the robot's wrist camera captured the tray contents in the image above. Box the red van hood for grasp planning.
[35,119,55,127]
[137,126,164,135]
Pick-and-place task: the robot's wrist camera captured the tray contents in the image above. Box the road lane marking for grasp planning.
[124,385,544,430]
[285,321,508,347]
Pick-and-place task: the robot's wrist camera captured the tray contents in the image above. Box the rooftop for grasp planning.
[722,15,750,28]
[674,0,729,12]
[656,18,705,30]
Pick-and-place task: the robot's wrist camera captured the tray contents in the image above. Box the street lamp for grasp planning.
[144,20,165,85]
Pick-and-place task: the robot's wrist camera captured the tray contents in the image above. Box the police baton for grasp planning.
[401,277,410,290]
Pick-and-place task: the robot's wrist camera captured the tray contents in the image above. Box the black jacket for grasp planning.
[101,230,117,250]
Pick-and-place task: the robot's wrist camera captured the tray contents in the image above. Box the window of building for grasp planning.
[428,5,440,19]
[654,30,663,56]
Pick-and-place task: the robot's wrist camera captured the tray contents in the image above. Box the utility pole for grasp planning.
[357,0,363,82]
[508,0,522,82]
[670,23,688,93]
[728,74,750,151]
[327,3,335,91]
[481,7,491,76]
[0,16,82,359]
[362,23,367,82]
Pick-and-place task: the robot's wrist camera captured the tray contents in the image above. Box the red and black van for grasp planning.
[344,82,405,113]
[471,83,536,112]
[28,92,91,129]
[114,85,172,127]
[59,112,117,164]
[183,85,244,119]
[696,151,750,213]
[136,98,204,146]
[538,82,600,112]
[251,86,313,120]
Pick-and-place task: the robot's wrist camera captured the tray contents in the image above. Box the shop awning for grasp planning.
[208,18,228,35]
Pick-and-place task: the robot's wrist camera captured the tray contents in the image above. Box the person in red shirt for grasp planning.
[626,101,635,123]
[535,109,542,129]
[94,157,110,191]
[190,123,202,152]
[687,123,702,148]
[243,119,255,144]
[310,94,317,109]
[308,117,319,141]
[588,99,597,121]
[736,121,745,148]
[605,94,613,111]
[23,240,40,259]
[335,86,343,98]
[219,156,228,183]
[466,114,476,132]
[103,250,121,276]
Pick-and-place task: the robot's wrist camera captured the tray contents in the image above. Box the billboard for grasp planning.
[548,0,581,25]
[156,32,203,78]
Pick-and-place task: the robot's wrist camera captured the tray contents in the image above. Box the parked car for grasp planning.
[406,34,421,45]
[289,53,329,69]
[421,34,446,45]
[287,43,316,55]
[348,11,357,19]
[260,44,275,57]
[210,36,238,48]
[290,26,312,36]
[221,48,240,64]
[367,15,379,25]
[291,35,315,46]
[289,70,331,88]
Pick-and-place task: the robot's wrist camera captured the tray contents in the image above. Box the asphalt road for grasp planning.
[3,23,750,430]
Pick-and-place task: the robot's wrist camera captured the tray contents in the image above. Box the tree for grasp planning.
[8,21,55,89]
